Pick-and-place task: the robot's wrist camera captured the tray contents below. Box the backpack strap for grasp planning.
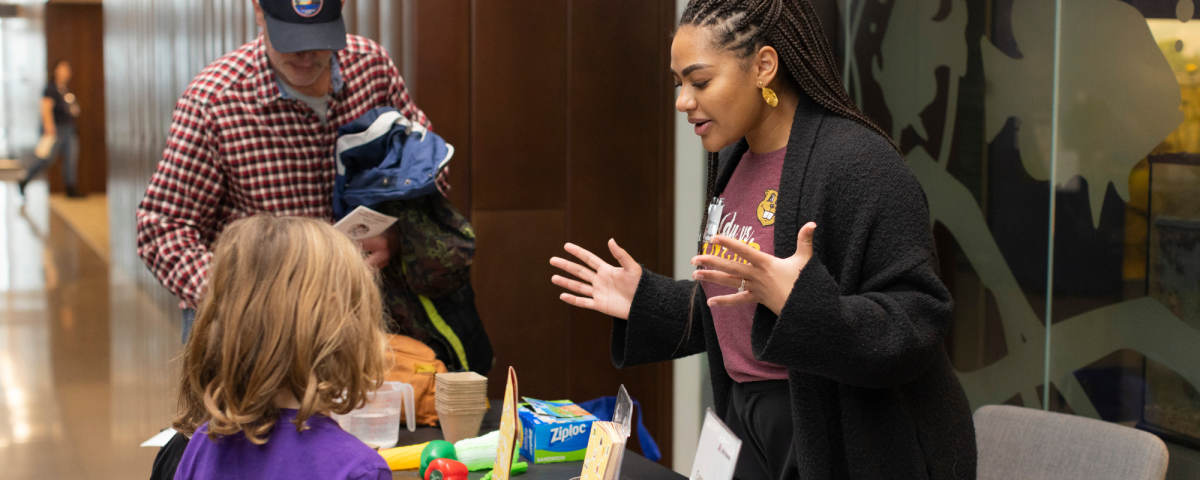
[631,399,662,462]
[418,294,469,371]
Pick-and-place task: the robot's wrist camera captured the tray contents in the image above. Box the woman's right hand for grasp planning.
[550,239,642,320]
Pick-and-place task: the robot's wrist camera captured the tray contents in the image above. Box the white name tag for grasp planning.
[701,198,724,244]
[690,408,742,480]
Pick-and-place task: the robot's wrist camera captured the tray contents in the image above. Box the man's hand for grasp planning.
[360,234,391,269]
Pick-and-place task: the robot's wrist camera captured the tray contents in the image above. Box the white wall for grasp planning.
[1,1,46,160]
[671,0,709,474]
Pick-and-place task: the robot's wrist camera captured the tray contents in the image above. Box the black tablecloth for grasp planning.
[391,401,684,480]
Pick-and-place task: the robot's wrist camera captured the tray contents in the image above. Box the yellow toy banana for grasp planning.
[378,441,431,470]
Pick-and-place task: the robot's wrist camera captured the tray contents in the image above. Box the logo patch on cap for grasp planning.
[293,0,323,17]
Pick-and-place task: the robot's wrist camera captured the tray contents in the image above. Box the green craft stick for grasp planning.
[478,461,528,479]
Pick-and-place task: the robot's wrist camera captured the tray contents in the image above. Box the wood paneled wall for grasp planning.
[105,0,677,463]
[412,1,677,461]
[482,0,677,460]
[45,3,107,194]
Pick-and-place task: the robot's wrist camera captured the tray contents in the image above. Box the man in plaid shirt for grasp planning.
[137,0,445,340]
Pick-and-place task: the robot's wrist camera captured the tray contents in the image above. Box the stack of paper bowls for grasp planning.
[435,372,489,443]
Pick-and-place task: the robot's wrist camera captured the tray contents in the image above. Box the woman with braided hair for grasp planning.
[550,0,975,478]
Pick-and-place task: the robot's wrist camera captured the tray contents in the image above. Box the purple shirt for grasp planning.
[175,409,391,480]
[700,146,790,383]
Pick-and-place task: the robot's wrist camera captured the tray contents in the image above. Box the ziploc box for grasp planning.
[518,401,597,464]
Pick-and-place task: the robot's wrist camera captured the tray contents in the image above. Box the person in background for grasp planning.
[135,0,448,342]
[550,0,975,478]
[21,60,82,197]
[171,215,391,480]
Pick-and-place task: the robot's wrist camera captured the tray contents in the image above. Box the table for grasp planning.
[391,402,684,480]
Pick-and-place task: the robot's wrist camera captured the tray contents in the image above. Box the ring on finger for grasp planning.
[738,278,746,293]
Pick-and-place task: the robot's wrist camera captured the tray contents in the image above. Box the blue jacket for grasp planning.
[333,107,454,219]
[331,107,492,376]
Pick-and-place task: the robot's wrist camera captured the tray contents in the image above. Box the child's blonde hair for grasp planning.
[173,215,388,444]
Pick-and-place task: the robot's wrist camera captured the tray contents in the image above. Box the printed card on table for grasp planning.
[689,408,742,480]
[492,367,520,480]
[333,205,398,241]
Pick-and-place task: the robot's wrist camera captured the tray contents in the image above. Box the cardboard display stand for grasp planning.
[491,367,520,480]
[578,385,633,480]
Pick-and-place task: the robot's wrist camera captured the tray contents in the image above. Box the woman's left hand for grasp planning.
[691,222,817,315]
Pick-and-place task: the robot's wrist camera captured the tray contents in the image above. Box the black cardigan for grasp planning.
[612,96,976,479]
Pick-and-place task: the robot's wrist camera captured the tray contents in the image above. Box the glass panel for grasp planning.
[840,0,1055,409]
[1142,18,1200,441]
[844,0,1200,449]
[1038,0,1185,419]
[1054,1,1200,445]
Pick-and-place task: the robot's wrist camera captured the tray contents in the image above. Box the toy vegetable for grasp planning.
[378,442,431,471]
[419,440,458,477]
[424,458,469,480]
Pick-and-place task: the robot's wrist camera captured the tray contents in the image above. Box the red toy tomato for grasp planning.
[424,458,469,480]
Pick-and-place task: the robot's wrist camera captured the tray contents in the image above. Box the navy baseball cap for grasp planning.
[259,0,346,53]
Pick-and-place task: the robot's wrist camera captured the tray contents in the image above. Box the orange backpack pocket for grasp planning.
[385,334,448,426]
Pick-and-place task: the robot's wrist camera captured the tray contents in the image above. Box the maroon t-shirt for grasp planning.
[700,146,790,383]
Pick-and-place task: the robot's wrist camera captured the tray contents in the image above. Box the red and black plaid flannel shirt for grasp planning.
[136,34,430,307]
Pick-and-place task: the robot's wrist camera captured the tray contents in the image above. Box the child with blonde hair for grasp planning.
[172,215,391,480]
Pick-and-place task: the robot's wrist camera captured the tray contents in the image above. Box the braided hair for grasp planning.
[684,0,895,251]
[678,0,892,350]
[681,0,890,145]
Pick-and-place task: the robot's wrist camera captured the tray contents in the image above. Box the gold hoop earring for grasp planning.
[759,81,778,107]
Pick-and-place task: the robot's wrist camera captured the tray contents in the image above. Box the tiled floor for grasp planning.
[47,193,109,263]
[0,180,181,479]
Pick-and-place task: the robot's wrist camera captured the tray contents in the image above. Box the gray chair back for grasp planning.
[975,405,1168,480]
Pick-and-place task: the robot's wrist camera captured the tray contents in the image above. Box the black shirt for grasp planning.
[148,431,188,480]
[43,83,78,126]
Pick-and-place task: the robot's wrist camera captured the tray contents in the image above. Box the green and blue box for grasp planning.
[518,401,597,464]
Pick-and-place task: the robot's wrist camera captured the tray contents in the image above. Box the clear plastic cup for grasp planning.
[333,381,415,449]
